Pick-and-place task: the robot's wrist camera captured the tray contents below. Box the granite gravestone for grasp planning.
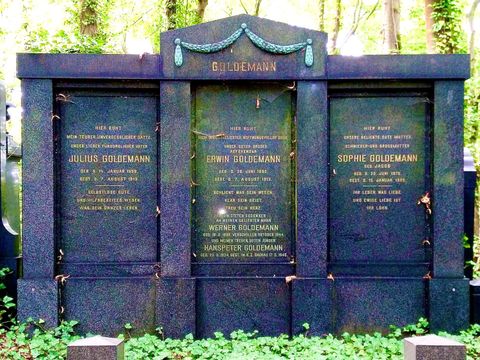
[17,15,470,337]
[67,336,124,360]
[404,335,466,360]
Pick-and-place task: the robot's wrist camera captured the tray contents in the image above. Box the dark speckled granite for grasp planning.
[433,81,465,278]
[22,79,55,279]
[67,336,124,360]
[329,95,427,267]
[294,277,427,335]
[292,278,333,335]
[160,81,191,277]
[156,278,195,338]
[332,278,426,333]
[58,92,158,263]
[196,277,290,338]
[17,279,58,327]
[328,55,469,80]
[63,277,156,336]
[296,82,328,277]
[18,53,161,80]
[429,278,470,333]
[404,335,466,360]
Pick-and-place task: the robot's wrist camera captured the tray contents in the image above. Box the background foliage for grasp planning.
[0,0,475,139]
[1,318,480,359]
[0,270,476,359]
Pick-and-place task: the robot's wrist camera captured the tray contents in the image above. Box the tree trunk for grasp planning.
[239,0,262,16]
[330,0,342,53]
[383,0,400,54]
[424,0,435,53]
[197,0,208,22]
[468,0,480,73]
[166,0,177,30]
[79,0,99,36]
[339,0,380,50]
[318,0,326,32]
[254,0,262,16]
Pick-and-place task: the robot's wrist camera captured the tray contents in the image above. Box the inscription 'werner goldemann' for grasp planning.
[193,83,293,262]
[197,131,289,259]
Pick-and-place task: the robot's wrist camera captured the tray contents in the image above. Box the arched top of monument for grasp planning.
[160,14,327,80]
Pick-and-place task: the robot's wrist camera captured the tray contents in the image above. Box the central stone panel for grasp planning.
[192,83,294,264]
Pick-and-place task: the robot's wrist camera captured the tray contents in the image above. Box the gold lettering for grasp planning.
[337,154,366,163]
[337,153,418,163]
[233,155,281,163]
[238,224,279,231]
[368,154,418,162]
[68,155,99,163]
[101,155,151,163]
[210,61,277,72]
[208,224,236,231]
[243,244,283,251]
[206,155,230,163]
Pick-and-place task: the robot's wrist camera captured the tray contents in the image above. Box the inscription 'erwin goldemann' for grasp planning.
[194,83,292,262]
[206,155,281,163]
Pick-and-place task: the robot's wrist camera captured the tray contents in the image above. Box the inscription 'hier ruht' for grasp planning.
[329,96,427,262]
[193,83,294,262]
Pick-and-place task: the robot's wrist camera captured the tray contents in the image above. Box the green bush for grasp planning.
[0,268,477,359]
[0,318,479,359]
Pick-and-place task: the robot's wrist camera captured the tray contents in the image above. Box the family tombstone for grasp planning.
[17,15,470,337]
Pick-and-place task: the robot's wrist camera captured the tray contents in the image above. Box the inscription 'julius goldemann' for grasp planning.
[68,154,151,163]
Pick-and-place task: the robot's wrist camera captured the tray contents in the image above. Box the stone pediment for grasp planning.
[160,14,327,79]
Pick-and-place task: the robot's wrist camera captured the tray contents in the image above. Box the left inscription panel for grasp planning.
[58,92,158,262]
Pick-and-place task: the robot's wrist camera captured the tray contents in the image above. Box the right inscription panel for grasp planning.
[329,96,428,263]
